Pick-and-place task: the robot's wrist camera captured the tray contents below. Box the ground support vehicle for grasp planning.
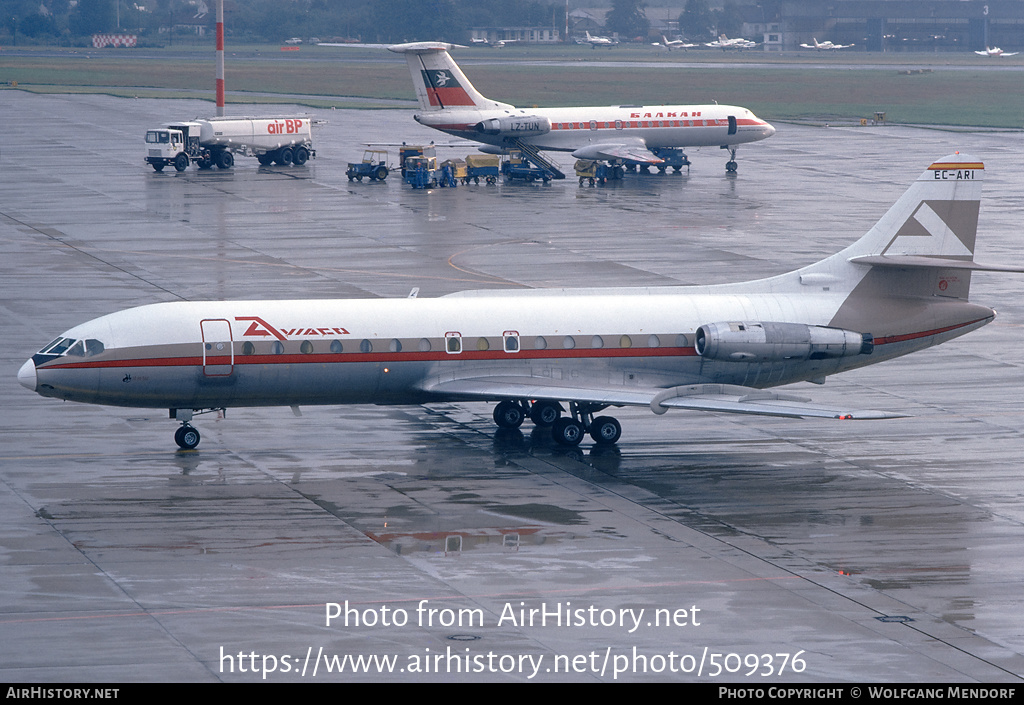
[443,159,467,184]
[145,117,314,172]
[501,150,556,183]
[464,155,500,184]
[404,154,461,189]
[346,149,390,181]
[624,147,691,174]
[399,144,436,176]
[404,156,440,188]
[574,160,627,186]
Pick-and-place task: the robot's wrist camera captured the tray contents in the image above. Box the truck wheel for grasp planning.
[277,148,294,166]
[373,165,388,181]
[257,154,273,166]
[216,151,234,169]
[174,153,189,172]
[293,146,309,166]
[152,163,165,172]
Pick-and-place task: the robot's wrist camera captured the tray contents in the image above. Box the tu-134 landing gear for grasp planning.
[723,146,739,173]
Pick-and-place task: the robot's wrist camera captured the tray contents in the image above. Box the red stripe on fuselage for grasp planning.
[41,346,697,371]
[872,318,990,346]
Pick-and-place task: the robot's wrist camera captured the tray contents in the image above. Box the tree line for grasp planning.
[2,0,745,46]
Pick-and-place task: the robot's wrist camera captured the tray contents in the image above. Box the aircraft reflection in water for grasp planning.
[387,41,774,172]
[19,154,1023,450]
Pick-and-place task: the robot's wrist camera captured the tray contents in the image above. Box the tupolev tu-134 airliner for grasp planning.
[19,154,1023,450]
[387,41,775,172]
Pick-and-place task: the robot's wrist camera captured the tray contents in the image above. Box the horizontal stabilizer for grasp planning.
[420,377,904,420]
[850,255,1024,273]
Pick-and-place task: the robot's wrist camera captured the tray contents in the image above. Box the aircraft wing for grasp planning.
[573,139,663,163]
[419,377,904,420]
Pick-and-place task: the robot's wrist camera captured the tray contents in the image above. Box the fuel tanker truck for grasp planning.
[144,116,315,171]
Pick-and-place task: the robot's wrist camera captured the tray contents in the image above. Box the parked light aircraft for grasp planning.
[19,154,1022,450]
[653,35,696,51]
[800,38,854,51]
[471,38,516,48]
[580,31,617,48]
[705,35,758,50]
[387,41,774,171]
[975,46,1019,57]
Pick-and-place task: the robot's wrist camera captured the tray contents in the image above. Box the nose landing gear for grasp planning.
[174,424,201,450]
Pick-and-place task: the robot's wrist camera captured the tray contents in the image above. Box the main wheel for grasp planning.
[293,146,309,166]
[552,418,584,446]
[529,400,561,427]
[216,150,234,169]
[174,153,189,172]
[373,165,388,181]
[493,401,525,429]
[589,416,621,445]
[174,425,201,450]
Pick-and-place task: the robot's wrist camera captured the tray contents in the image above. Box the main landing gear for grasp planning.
[492,399,621,447]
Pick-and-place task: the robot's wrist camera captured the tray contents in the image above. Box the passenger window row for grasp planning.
[237,333,691,356]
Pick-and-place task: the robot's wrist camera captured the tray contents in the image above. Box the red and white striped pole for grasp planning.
[215,0,225,116]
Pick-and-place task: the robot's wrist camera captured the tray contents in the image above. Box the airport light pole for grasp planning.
[216,0,224,116]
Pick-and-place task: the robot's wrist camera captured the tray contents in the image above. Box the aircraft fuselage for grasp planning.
[414,104,775,153]
[23,287,992,412]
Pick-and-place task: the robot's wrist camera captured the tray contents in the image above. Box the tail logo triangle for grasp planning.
[883,200,978,258]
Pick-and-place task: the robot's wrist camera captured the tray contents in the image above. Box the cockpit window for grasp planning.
[41,337,75,355]
[38,337,105,357]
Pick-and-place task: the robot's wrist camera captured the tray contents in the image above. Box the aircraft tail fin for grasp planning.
[845,153,983,263]
[788,153,1023,303]
[388,42,513,112]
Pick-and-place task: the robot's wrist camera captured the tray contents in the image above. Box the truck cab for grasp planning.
[145,123,213,172]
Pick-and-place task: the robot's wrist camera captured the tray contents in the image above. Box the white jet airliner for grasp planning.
[387,41,775,172]
[19,154,1022,450]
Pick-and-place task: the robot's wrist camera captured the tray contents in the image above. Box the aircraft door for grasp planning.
[201,318,234,377]
[728,116,737,135]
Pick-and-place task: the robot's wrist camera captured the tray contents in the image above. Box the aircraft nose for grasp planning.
[764,122,776,137]
[18,358,37,392]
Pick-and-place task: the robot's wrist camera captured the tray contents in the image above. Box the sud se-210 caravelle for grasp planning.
[18,154,1023,450]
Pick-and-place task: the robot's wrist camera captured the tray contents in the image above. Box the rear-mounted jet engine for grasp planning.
[474,116,552,137]
[695,322,874,362]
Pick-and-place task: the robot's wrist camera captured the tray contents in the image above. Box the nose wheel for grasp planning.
[724,146,738,173]
[174,424,201,450]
